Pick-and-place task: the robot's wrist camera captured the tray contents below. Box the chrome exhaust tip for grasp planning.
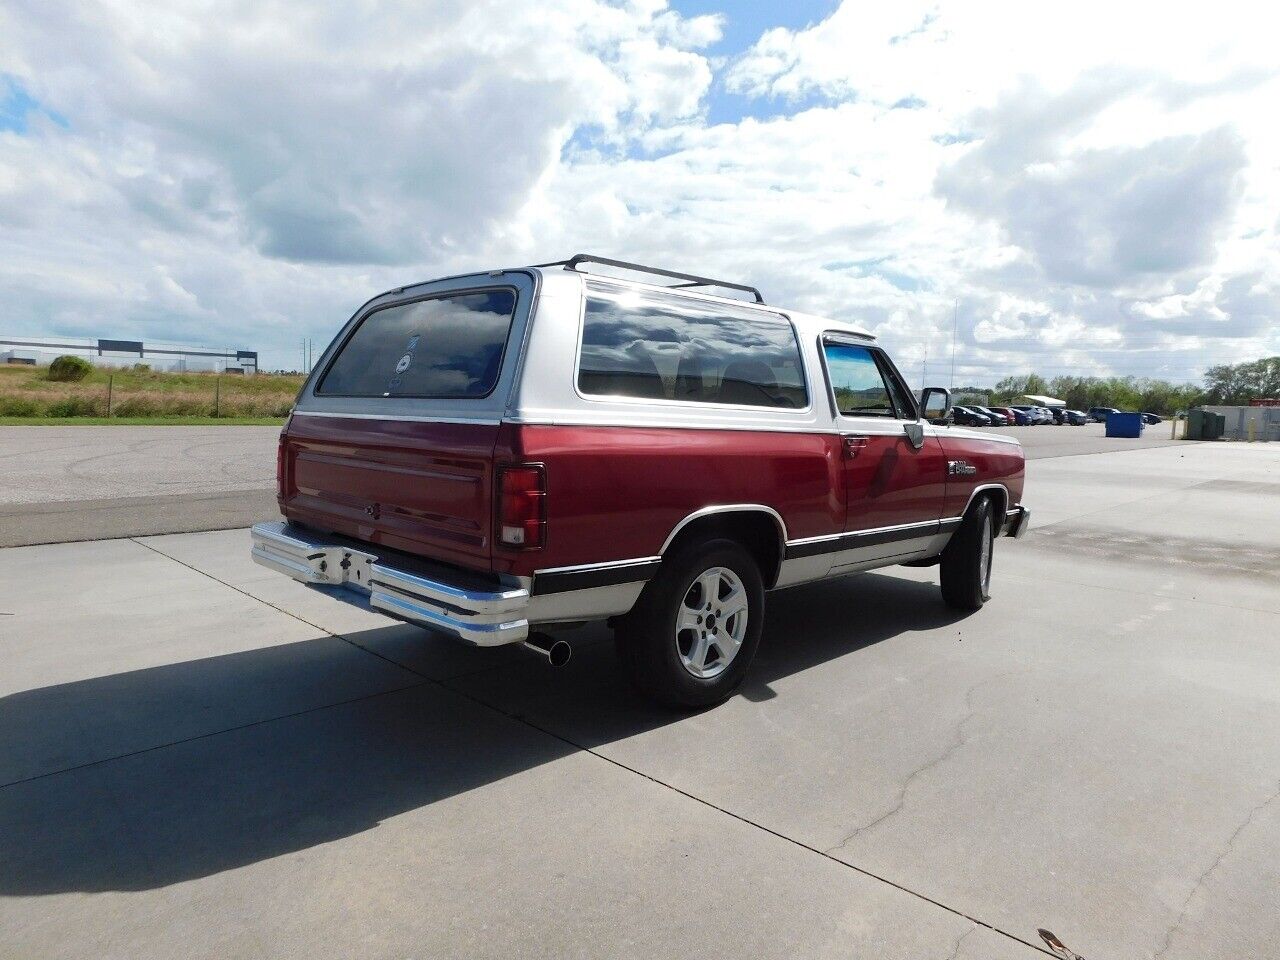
[522,633,572,667]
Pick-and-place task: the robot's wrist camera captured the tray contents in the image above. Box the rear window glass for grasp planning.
[578,283,807,409]
[317,289,516,398]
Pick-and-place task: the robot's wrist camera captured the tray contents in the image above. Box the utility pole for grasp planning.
[950,298,959,389]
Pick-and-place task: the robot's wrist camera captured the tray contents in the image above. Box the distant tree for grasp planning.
[1203,356,1280,404]
[992,371,1203,414]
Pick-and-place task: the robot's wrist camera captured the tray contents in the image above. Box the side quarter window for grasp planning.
[822,341,900,418]
[578,283,808,409]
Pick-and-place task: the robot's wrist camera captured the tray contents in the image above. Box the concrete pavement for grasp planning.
[1,442,1277,959]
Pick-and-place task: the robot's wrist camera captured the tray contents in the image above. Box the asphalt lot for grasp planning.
[0,421,1187,547]
[0,425,280,546]
[1,438,1277,959]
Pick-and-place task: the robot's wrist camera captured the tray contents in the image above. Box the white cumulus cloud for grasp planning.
[0,0,1277,382]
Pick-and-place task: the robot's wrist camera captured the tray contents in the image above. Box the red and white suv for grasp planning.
[252,255,1028,707]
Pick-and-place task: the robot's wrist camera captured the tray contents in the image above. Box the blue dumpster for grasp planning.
[1106,411,1144,438]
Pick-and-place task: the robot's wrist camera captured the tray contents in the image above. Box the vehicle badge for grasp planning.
[396,353,413,374]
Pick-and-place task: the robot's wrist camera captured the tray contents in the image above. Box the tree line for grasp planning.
[985,356,1279,415]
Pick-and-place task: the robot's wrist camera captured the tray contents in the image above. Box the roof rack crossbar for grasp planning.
[535,254,764,303]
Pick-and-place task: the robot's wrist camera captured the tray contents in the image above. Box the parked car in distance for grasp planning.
[1140,412,1162,424]
[1088,407,1121,422]
[1047,407,1068,425]
[1063,409,1088,425]
[991,406,1030,425]
[972,405,1013,425]
[952,405,995,426]
[250,254,1029,708]
[1011,405,1049,424]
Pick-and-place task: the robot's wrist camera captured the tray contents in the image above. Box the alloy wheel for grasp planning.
[675,566,749,679]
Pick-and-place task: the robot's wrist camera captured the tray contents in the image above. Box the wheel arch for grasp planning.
[660,505,787,589]
[961,483,1008,526]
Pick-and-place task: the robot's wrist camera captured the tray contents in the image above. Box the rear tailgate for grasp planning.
[279,274,539,571]
[281,415,500,567]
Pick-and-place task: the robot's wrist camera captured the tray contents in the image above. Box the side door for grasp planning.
[820,338,948,567]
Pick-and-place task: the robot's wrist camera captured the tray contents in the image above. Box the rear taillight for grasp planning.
[497,464,545,549]
[276,435,287,495]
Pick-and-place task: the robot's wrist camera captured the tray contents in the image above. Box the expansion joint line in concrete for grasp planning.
[120,536,1056,959]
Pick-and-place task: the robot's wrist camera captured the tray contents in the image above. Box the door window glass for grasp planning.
[823,342,899,417]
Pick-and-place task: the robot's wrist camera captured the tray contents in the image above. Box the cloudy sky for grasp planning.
[2,0,1277,381]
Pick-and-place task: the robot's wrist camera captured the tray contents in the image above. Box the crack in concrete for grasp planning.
[825,674,1009,855]
[1153,778,1280,959]
[945,925,977,960]
[105,539,1056,958]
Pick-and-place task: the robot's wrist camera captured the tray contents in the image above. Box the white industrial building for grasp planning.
[0,336,257,374]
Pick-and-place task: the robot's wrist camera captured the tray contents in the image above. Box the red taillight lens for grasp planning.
[276,435,287,495]
[498,465,545,549]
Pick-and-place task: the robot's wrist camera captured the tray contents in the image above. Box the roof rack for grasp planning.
[530,254,765,304]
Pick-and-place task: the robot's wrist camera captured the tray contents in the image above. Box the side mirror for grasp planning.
[919,387,951,424]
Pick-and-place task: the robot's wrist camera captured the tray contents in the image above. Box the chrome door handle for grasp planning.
[843,436,868,459]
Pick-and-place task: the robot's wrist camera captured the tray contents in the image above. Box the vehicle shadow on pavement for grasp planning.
[0,572,967,896]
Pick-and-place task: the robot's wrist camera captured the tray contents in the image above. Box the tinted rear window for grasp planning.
[578,283,807,409]
[317,289,516,398]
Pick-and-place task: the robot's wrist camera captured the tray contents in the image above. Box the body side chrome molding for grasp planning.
[507,415,833,435]
[296,408,1024,447]
[531,555,662,596]
[785,518,950,560]
[787,517,940,547]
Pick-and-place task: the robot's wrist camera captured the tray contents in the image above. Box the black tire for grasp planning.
[940,496,995,610]
[615,538,765,710]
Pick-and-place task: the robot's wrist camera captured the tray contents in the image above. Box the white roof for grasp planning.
[1021,394,1066,406]
[785,309,874,341]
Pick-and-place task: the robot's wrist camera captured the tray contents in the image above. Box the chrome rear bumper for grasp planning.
[250,521,529,645]
[1003,506,1031,539]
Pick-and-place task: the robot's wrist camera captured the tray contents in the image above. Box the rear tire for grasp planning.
[940,497,995,610]
[615,539,764,710]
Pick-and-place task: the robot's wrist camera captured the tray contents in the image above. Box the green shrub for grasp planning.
[0,396,41,416]
[46,396,102,417]
[47,355,93,382]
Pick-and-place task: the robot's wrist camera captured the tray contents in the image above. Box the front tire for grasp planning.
[616,539,764,710]
[940,497,995,610]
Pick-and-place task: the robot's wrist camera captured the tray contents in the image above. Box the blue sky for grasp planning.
[0,75,66,133]
[670,0,840,125]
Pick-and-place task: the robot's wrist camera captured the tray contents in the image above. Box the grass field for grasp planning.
[0,364,303,420]
[0,416,285,426]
